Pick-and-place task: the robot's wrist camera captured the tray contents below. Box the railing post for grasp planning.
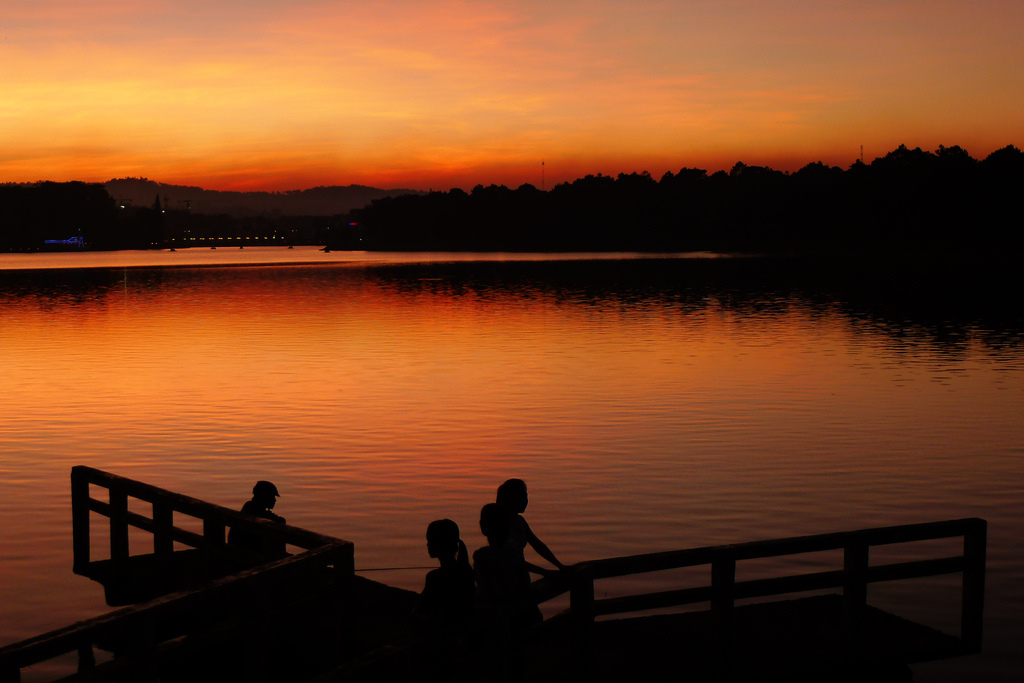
[329,543,355,592]
[843,538,869,605]
[844,536,869,653]
[71,470,91,571]
[204,516,226,571]
[712,549,736,682]
[569,563,595,625]
[153,502,174,557]
[336,542,355,577]
[567,563,595,680]
[110,489,130,563]
[962,518,986,653]
[77,643,96,675]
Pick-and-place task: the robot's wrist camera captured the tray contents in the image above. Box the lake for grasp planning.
[0,247,1021,681]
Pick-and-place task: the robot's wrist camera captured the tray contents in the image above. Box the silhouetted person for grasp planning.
[473,503,541,682]
[416,519,475,630]
[410,519,477,681]
[228,480,287,558]
[496,478,565,576]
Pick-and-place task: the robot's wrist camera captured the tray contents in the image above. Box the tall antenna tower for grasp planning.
[542,161,545,191]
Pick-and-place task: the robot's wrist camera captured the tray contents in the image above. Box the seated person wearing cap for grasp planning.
[228,480,287,558]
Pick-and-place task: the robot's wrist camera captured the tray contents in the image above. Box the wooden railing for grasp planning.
[70,465,351,572]
[0,468,986,682]
[533,517,986,659]
[0,466,354,682]
[326,518,987,681]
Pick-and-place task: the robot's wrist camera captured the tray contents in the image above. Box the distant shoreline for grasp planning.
[3,144,1023,255]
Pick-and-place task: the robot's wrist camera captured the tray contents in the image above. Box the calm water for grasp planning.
[1,247,1022,681]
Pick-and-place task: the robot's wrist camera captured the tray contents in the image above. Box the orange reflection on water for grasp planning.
[1,256,1023,677]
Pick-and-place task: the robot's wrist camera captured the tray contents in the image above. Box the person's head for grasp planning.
[496,478,528,514]
[252,480,280,509]
[479,503,512,545]
[426,518,461,560]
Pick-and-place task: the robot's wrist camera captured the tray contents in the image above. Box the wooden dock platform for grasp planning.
[522,594,962,682]
[0,467,986,682]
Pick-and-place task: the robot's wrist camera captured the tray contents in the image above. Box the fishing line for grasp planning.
[355,565,434,572]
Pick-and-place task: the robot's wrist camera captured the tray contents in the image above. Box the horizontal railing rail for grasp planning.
[0,466,355,683]
[575,517,983,580]
[70,465,346,569]
[326,517,986,682]
[532,517,986,657]
[0,545,348,678]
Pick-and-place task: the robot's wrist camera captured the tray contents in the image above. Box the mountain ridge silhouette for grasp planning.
[104,178,425,217]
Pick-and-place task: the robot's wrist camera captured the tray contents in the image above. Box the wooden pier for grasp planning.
[0,467,986,681]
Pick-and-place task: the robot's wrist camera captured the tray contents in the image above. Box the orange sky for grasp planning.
[2,1,1022,191]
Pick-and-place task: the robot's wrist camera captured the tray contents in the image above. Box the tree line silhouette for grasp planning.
[2,144,1022,253]
[0,182,119,251]
[346,144,1024,253]
[0,185,346,251]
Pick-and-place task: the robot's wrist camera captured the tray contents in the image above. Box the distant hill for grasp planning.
[104,178,425,217]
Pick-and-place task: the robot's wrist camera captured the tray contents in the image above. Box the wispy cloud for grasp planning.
[1,0,1021,189]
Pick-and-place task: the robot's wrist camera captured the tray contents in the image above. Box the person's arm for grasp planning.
[523,560,556,577]
[522,518,565,570]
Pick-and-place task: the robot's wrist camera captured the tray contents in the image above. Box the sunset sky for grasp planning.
[2,0,1022,191]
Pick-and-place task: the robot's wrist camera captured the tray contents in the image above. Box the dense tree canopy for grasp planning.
[2,144,1022,253]
[350,144,1024,253]
[0,182,117,251]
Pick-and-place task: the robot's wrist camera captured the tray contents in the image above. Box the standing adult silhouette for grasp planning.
[473,503,541,681]
[496,478,566,576]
